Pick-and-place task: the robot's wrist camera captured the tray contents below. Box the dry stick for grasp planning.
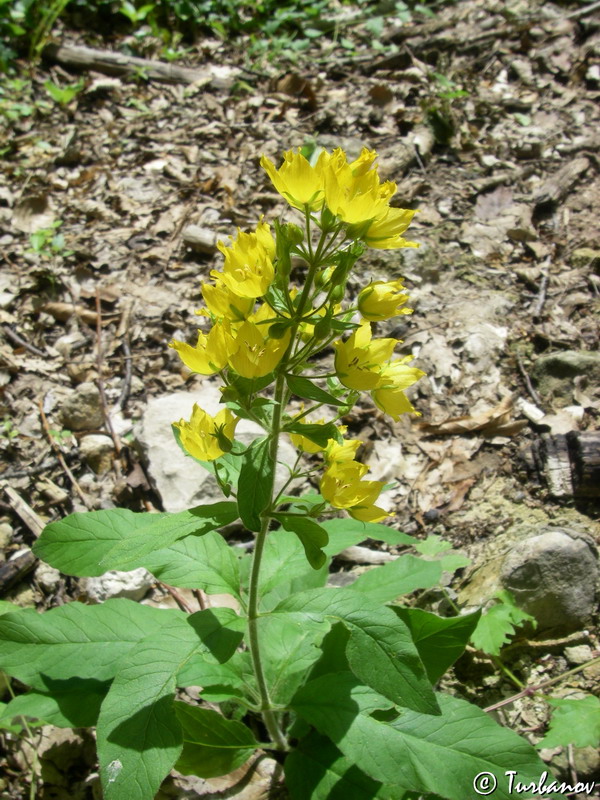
[95,289,121,457]
[193,589,207,611]
[118,339,133,412]
[531,270,550,318]
[38,399,91,509]
[565,0,600,19]
[484,656,600,713]
[2,325,47,358]
[516,355,544,406]
[161,583,194,614]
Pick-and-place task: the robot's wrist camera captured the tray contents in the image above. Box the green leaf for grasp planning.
[178,652,253,704]
[321,518,416,554]
[237,437,273,532]
[0,599,184,690]
[141,531,241,597]
[174,702,258,778]
[537,695,600,749]
[286,374,345,406]
[254,529,328,611]
[258,612,331,705]
[393,608,481,684]
[348,555,442,603]
[285,420,342,447]
[292,674,557,800]
[285,730,396,799]
[277,588,438,714]
[103,502,239,568]
[33,502,238,576]
[0,677,109,728]
[277,514,329,569]
[97,617,197,800]
[471,591,536,656]
[97,608,242,800]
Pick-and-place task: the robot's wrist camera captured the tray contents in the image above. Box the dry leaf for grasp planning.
[418,396,528,437]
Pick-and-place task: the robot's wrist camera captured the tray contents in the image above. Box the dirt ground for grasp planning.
[0,0,599,796]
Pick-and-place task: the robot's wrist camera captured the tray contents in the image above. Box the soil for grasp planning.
[0,0,599,797]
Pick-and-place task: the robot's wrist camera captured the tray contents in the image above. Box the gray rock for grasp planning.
[136,387,298,513]
[79,433,115,473]
[500,528,598,635]
[84,568,154,603]
[531,350,600,404]
[59,381,105,431]
[34,562,61,592]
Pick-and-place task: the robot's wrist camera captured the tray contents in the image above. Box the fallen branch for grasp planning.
[43,42,237,88]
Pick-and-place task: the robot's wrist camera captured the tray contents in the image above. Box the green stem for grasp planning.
[245,220,327,751]
[246,371,289,752]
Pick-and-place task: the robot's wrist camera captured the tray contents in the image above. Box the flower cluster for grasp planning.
[171,146,426,517]
[261,147,418,249]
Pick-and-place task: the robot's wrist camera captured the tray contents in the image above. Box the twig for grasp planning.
[484,656,600,713]
[2,326,47,358]
[516,355,543,406]
[38,398,91,509]
[0,458,59,481]
[531,270,550,318]
[118,339,133,412]
[193,589,208,611]
[95,289,121,457]
[565,0,600,19]
[161,582,194,613]
[2,485,46,538]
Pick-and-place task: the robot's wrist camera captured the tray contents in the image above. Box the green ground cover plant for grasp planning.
[0,146,564,799]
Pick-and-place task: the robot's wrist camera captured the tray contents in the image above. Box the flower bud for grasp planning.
[330,284,345,303]
[269,321,291,339]
[313,318,331,340]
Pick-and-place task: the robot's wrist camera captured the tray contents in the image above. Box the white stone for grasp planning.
[85,568,154,603]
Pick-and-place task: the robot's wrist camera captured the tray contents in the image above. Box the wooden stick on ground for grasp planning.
[43,43,237,89]
[38,398,91,508]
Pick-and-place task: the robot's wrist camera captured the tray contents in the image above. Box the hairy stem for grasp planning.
[246,371,289,751]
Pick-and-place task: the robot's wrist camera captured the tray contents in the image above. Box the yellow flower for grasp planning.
[201,276,254,322]
[324,147,393,225]
[358,279,412,321]
[324,437,361,465]
[216,221,275,299]
[260,149,329,210]
[333,322,398,390]
[173,405,238,462]
[320,460,389,522]
[371,359,425,420]
[169,320,235,376]
[355,207,419,250]
[228,320,290,379]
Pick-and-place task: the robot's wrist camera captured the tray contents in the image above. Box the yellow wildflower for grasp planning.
[216,221,275,299]
[371,359,425,420]
[358,279,412,321]
[169,321,235,376]
[333,322,398,390]
[260,149,329,210]
[324,438,361,465]
[173,405,238,462]
[201,276,254,322]
[228,320,291,379]
[320,460,389,522]
[355,207,419,250]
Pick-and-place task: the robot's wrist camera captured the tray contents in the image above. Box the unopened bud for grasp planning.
[269,322,290,339]
[330,284,345,303]
[313,318,331,340]
[315,266,335,287]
